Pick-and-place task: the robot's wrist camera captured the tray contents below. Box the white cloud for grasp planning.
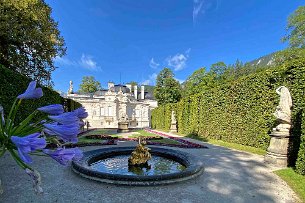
[54,56,76,66]
[193,0,205,23]
[142,73,157,85]
[149,58,160,69]
[185,48,191,57]
[193,0,220,24]
[166,48,191,71]
[54,54,102,72]
[80,54,102,72]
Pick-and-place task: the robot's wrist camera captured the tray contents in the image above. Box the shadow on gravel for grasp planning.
[0,143,293,203]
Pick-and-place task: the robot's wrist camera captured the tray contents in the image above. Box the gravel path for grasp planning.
[0,138,299,203]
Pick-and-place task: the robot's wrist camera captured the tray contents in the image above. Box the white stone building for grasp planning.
[67,82,157,129]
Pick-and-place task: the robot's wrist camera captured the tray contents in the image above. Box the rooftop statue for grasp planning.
[68,80,73,94]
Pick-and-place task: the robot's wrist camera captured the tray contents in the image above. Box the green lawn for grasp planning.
[207,139,266,155]
[82,129,117,135]
[78,137,108,144]
[182,133,266,155]
[274,168,305,202]
[133,129,158,136]
[128,129,162,139]
[154,129,267,155]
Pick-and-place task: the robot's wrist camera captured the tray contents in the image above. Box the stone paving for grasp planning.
[0,134,300,203]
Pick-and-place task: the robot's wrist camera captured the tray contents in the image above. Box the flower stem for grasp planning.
[8,149,32,170]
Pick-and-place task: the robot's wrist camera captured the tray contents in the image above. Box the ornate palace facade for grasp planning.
[67,82,157,129]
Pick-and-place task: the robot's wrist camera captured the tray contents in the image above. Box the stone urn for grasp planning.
[117,114,129,133]
[117,121,129,133]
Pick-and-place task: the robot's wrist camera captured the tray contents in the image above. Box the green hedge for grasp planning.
[151,49,305,173]
[0,65,81,123]
[296,113,305,175]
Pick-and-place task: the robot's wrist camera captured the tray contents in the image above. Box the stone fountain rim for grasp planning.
[72,146,204,186]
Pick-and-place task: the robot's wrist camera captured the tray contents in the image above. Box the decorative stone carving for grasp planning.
[265,86,293,167]
[273,86,293,132]
[117,102,129,132]
[68,80,73,94]
[128,137,151,168]
[170,110,177,133]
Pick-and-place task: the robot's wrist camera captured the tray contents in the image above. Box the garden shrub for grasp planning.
[0,64,81,123]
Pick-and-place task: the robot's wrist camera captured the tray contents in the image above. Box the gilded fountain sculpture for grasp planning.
[128,137,151,168]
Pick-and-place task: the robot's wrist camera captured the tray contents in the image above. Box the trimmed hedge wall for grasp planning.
[0,65,81,123]
[296,113,305,175]
[152,49,305,173]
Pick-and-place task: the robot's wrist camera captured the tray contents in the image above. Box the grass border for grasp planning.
[274,168,305,202]
[165,130,266,155]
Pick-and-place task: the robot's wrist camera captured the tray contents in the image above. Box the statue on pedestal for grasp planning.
[265,86,293,167]
[170,110,177,133]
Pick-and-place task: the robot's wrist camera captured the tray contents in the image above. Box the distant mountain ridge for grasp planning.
[246,52,277,67]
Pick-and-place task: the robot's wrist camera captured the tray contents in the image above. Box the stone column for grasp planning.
[126,83,132,93]
[134,85,138,100]
[108,82,114,90]
[141,85,145,100]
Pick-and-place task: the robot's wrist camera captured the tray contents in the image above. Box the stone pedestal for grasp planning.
[117,121,129,133]
[170,110,177,133]
[264,130,291,167]
[170,122,177,133]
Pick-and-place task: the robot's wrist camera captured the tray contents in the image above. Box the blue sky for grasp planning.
[46,0,304,92]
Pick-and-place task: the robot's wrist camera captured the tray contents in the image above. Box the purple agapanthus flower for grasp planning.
[17,81,43,99]
[43,123,79,143]
[73,107,88,119]
[11,133,47,163]
[42,127,57,136]
[43,147,83,166]
[48,112,79,125]
[37,104,64,115]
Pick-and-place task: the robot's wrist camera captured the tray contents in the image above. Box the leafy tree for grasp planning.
[0,0,66,86]
[183,68,207,96]
[282,5,305,48]
[154,68,181,104]
[210,62,227,77]
[79,76,101,93]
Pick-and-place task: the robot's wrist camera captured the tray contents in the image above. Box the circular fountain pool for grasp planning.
[72,147,204,186]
